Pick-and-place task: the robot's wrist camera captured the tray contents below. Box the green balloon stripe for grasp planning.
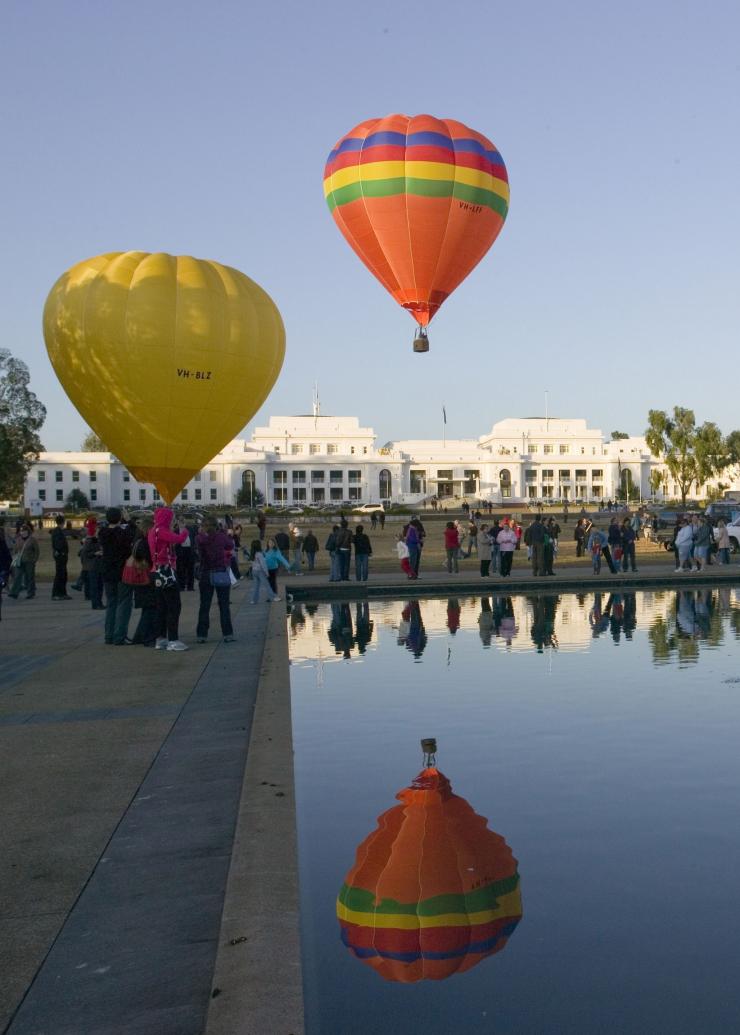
[337,872,519,917]
[326,177,508,218]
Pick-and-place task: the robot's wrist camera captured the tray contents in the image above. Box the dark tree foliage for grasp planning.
[0,349,46,497]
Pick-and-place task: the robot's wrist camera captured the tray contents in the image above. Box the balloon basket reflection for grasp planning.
[413,327,429,353]
[336,738,522,983]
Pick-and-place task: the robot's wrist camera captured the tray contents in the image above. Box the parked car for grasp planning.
[353,503,385,513]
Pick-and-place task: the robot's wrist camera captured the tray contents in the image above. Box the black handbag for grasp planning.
[149,529,177,589]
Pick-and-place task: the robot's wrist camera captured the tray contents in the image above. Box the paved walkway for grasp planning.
[0,583,294,1035]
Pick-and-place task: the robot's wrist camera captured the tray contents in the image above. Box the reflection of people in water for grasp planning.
[609,593,624,645]
[493,595,518,646]
[305,602,318,617]
[354,602,374,654]
[589,593,609,638]
[478,598,493,647]
[447,598,461,635]
[528,595,558,652]
[406,601,427,658]
[623,593,636,640]
[289,602,306,634]
[328,602,354,658]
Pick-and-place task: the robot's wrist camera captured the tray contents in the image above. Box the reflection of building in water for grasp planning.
[337,740,521,983]
[288,593,679,662]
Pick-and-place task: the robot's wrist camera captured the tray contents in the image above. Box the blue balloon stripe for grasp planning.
[341,919,520,963]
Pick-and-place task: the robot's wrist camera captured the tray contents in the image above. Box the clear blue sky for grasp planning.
[3,0,739,450]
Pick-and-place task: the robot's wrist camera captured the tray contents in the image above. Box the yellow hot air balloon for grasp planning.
[43,252,285,503]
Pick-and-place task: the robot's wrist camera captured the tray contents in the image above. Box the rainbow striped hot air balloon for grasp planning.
[336,741,522,982]
[324,114,509,352]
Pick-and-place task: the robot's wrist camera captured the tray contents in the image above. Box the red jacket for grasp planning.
[444,528,459,550]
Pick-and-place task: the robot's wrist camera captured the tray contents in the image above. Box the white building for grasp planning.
[23,412,737,512]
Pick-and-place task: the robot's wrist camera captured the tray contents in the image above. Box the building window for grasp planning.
[90,471,97,482]
[592,485,603,499]
[327,444,338,455]
[194,472,202,481]
[38,470,46,482]
[291,443,303,455]
[139,489,146,501]
[123,471,130,482]
[542,469,554,481]
[292,487,306,501]
[464,469,480,494]
[241,470,257,506]
[210,488,217,500]
[525,470,537,483]
[363,447,368,455]
[209,470,217,481]
[499,469,512,498]
[592,469,603,479]
[311,470,325,482]
[379,469,392,499]
[348,486,362,500]
[543,444,553,454]
[72,470,79,482]
[575,469,587,481]
[410,470,426,493]
[123,489,130,501]
[153,490,160,501]
[273,470,287,484]
[559,444,569,454]
[559,470,571,481]
[330,487,343,501]
[330,471,343,483]
[527,485,537,499]
[350,446,356,454]
[437,469,452,480]
[309,443,320,455]
[54,489,63,502]
[292,470,306,483]
[38,489,46,501]
[312,487,325,503]
[273,487,287,502]
[348,470,361,484]
[55,470,63,482]
[529,444,538,454]
[194,488,202,501]
[90,489,97,502]
[542,485,553,498]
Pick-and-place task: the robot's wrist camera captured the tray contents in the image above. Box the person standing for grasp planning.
[250,539,281,602]
[489,518,501,574]
[607,518,623,573]
[674,519,694,572]
[175,522,195,591]
[335,522,353,581]
[325,525,341,582]
[563,500,569,523]
[544,518,559,575]
[353,524,372,581]
[0,531,11,621]
[148,507,189,651]
[99,507,136,645]
[410,517,426,576]
[523,515,546,576]
[289,523,304,574]
[620,517,638,572]
[574,517,589,557]
[264,536,292,593]
[443,521,460,574]
[80,531,105,608]
[497,522,517,577]
[7,524,39,600]
[50,514,71,600]
[379,510,386,530]
[692,516,712,572]
[302,529,319,571]
[196,517,235,642]
[396,533,416,579]
[477,524,492,577]
[256,511,267,541]
[587,527,607,574]
[130,518,157,645]
[465,520,478,558]
[716,520,731,565]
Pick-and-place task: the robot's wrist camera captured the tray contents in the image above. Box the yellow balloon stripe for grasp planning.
[324,161,510,201]
[336,888,522,930]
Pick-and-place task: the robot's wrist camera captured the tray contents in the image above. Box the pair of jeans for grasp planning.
[103,581,134,643]
[718,547,731,565]
[355,554,369,581]
[621,543,637,571]
[480,559,491,577]
[408,545,420,575]
[530,542,545,575]
[88,572,103,608]
[304,551,316,571]
[445,548,458,573]
[252,569,277,602]
[154,584,181,641]
[52,556,68,597]
[490,545,500,574]
[500,551,513,577]
[292,547,302,572]
[9,560,36,598]
[197,577,233,637]
[329,552,341,581]
[339,549,351,580]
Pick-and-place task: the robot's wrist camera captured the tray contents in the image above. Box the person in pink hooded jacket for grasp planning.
[148,507,189,651]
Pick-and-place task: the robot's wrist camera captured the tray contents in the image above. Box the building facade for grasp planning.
[23,413,738,512]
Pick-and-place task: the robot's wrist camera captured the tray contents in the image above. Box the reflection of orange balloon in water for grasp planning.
[43,252,285,503]
[337,742,522,982]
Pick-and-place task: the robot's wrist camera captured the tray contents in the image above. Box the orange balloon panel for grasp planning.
[337,767,522,982]
[324,114,509,325]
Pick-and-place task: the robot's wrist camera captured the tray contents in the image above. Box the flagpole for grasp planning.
[442,404,446,447]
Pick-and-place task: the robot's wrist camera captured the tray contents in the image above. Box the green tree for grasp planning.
[611,430,630,440]
[66,488,90,512]
[649,468,665,498]
[0,349,46,497]
[645,407,731,507]
[235,485,265,508]
[81,429,107,451]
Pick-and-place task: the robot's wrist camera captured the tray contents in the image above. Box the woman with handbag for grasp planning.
[195,517,235,643]
[128,518,158,646]
[147,507,189,651]
[7,524,40,600]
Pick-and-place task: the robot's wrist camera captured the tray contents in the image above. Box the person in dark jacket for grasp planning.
[325,526,340,582]
[523,516,546,576]
[302,530,319,571]
[335,524,353,581]
[620,518,638,572]
[607,518,623,575]
[353,525,372,581]
[196,517,235,642]
[80,533,105,609]
[50,514,71,600]
[98,507,136,644]
[0,532,11,621]
[130,518,157,646]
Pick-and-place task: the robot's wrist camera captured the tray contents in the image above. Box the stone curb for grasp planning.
[205,601,303,1035]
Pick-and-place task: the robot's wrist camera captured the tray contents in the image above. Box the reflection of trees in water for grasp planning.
[648,589,732,665]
